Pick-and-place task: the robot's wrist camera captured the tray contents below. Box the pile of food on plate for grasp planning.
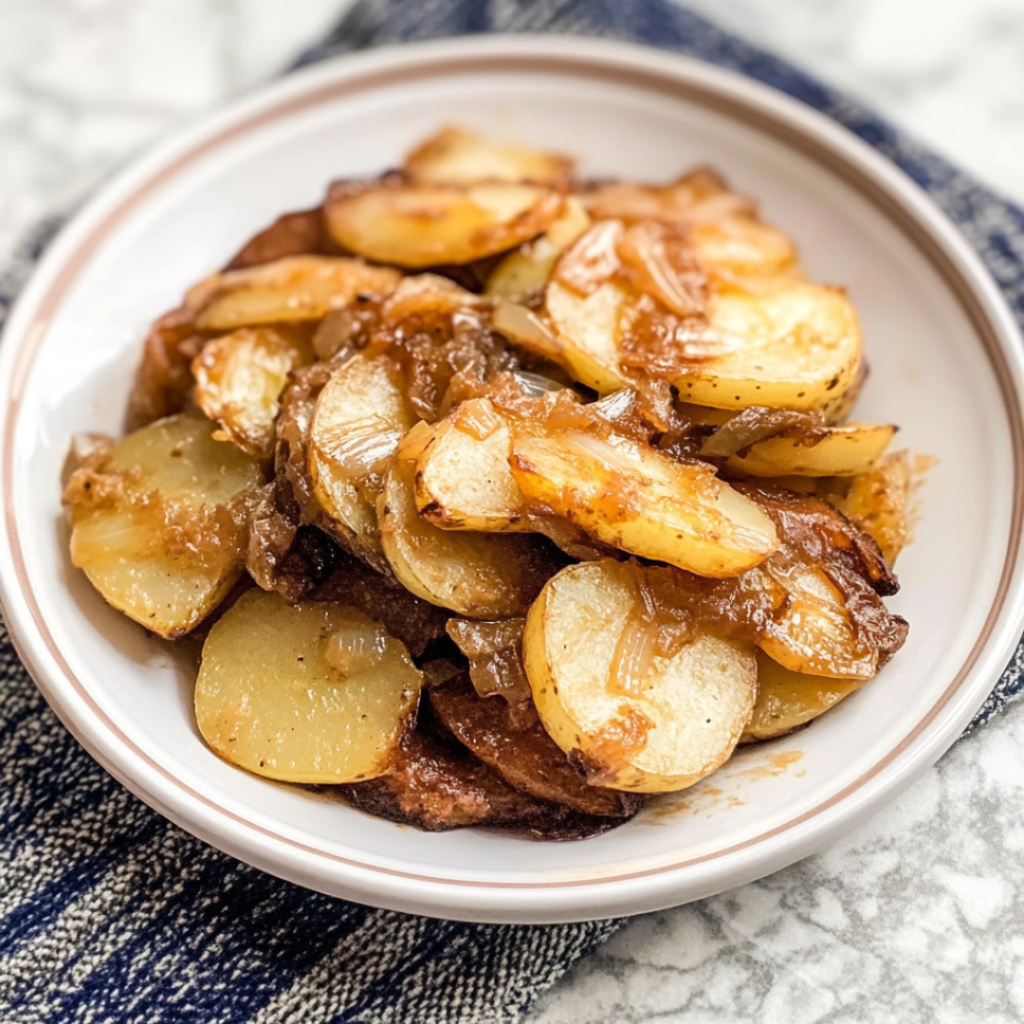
[63,127,910,840]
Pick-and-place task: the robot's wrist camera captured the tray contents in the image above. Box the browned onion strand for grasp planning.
[617,221,707,318]
[94,133,914,835]
[445,618,535,720]
[700,406,828,458]
[447,618,526,658]
[554,219,624,296]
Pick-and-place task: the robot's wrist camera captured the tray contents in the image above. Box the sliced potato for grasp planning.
[820,450,911,564]
[378,454,554,618]
[819,359,868,425]
[680,281,862,410]
[308,351,414,563]
[65,411,263,638]
[403,126,573,187]
[758,561,879,680]
[545,279,632,392]
[192,326,312,459]
[725,422,896,478]
[741,650,863,743]
[192,256,401,331]
[126,306,204,429]
[579,171,797,278]
[414,399,528,532]
[523,560,758,792]
[545,223,861,410]
[485,197,591,302]
[509,429,778,578]
[324,181,564,268]
[195,589,421,784]
[580,171,750,221]
[691,218,798,280]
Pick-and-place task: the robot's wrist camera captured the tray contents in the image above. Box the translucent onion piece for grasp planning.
[558,430,642,476]
[672,323,743,361]
[618,221,705,317]
[589,389,635,424]
[510,370,565,398]
[554,220,625,297]
[454,399,505,441]
[608,608,659,697]
[325,621,390,677]
[319,420,403,479]
[492,301,563,361]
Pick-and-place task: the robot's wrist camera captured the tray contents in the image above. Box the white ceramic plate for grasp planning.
[2,36,1022,924]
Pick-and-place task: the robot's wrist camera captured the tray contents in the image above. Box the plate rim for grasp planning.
[2,34,1023,923]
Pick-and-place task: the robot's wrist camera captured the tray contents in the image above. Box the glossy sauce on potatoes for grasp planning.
[66,126,912,839]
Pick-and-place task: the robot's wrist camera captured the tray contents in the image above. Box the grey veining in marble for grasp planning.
[2,2,1024,1022]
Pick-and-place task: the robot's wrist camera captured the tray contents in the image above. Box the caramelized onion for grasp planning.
[446,618,535,726]
[454,398,505,441]
[320,420,403,479]
[608,608,659,697]
[700,406,828,458]
[492,300,563,362]
[553,220,624,296]
[618,221,706,317]
[447,618,524,658]
[511,370,564,397]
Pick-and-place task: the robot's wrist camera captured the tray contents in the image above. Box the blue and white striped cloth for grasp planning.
[2,1,1024,1021]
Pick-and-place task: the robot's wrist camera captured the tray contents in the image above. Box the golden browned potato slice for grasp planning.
[522,560,758,792]
[192,326,312,459]
[819,358,867,425]
[378,453,553,618]
[547,272,863,410]
[682,281,863,410]
[820,450,911,564]
[485,197,591,302]
[403,126,574,187]
[725,422,896,478]
[758,561,879,680]
[65,411,263,638]
[414,399,528,532]
[308,352,414,563]
[691,219,799,280]
[195,589,421,784]
[579,170,798,279]
[191,255,401,331]
[509,430,778,578]
[545,278,632,393]
[324,181,564,268]
[740,650,863,743]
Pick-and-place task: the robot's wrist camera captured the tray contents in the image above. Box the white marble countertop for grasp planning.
[3,2,1024,1022]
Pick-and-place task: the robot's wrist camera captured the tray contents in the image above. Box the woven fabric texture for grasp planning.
[2,1,1024,1022]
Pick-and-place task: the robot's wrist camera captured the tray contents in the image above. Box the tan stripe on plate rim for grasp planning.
[4,51,1022,891]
